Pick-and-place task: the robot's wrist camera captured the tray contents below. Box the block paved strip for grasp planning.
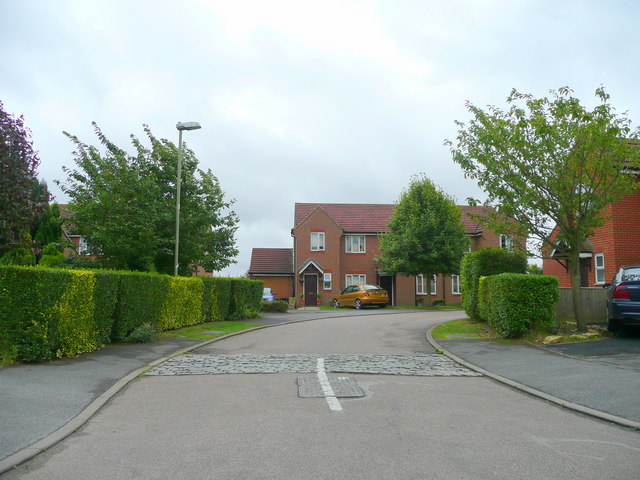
[145,353,481,377]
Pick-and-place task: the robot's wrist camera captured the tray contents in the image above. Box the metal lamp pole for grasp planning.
[174,121,201,276]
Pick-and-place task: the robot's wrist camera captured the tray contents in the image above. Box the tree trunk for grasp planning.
[568,249,587,333]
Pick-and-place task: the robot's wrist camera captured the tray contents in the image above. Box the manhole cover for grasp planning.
[297,376,365,398]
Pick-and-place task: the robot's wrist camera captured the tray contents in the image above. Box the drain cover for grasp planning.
[297,376,365,398]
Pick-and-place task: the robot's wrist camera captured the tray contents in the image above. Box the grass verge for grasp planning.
[432,318,612,345]
[159,321,262,341]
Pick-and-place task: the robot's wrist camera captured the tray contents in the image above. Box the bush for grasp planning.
[0,248,36,266]
[111,272,170,340]
[0,266,98,361]
[202,277,233,321]
[157,277,204,330]
[261,300,288,313]
[479,273,559,338]
[93,271,119,344]
[228,278,263,320]
[460,247,527,321]
[124,323,156,343]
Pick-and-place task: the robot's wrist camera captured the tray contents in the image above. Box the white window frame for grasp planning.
[500,234,514,250]
[78,236,90,255]
[323,273,332,290]
[310,232,325,251]
[345,235,366,253]
[594,253,605,284]
[452,275,461,295]
[416,274,436,295]
[345,274,366,287]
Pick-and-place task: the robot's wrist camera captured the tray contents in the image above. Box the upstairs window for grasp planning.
[500,234,514,250]
[311,232,325,251]
[595,253,605,284]
[345,235,366,253]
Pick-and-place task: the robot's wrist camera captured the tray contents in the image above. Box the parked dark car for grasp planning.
[604,265,640,333]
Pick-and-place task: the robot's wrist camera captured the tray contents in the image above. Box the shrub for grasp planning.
[111,272,170,340]
[228,278,263,320]
[202,277,233,321]
[158,277,204,330]
[479,273,559,338]
[0,266,98,361]
[460,247,527,321]
[0,248,36,266]
[124,323,156,343]
[261,300,288,313]
[93,271,119,344]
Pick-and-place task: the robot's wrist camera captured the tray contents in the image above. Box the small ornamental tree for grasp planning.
[0,101,48,252]
[378,175,469,306]
[447,87,640,332]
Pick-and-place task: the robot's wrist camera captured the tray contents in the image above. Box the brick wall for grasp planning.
[253,276,294,300]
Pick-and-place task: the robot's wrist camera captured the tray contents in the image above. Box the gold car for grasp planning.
[332,284,389,309]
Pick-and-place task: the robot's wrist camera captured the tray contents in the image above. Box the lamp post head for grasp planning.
[176,121,201,131]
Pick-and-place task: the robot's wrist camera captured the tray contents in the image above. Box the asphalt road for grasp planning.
[3,311,640,480]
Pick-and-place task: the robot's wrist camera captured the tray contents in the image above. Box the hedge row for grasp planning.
[460,247,527,321]
[478,273,559,338]
[0,266,262,362]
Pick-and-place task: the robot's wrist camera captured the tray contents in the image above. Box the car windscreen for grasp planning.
[363,285,382,290]
[621,268,640,282]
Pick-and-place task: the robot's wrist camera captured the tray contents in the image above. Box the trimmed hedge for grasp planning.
[111,272,170,340]
[460,247,527,321]
[202,277,233,321]
[157,277,203,331]
[261,300,288,313]
[479,273,559,338]
[228,278,263,320]
[0,267,98,361]
[0,266,262,362]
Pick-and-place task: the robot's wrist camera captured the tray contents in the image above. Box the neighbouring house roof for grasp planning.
[294,203,494,235]
[249,248,294,275]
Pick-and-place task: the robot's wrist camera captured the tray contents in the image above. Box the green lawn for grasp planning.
[159,321,262,341]
[431,318,492,340]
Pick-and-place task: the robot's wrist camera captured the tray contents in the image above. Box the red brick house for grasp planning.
[248,248,294,300]
[251,203,512,306]
[543,189,640,287]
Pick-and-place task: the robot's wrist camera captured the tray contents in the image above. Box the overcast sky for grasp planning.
[2,0,639,275]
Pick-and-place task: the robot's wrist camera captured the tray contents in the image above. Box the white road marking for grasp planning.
[316,358,342,411]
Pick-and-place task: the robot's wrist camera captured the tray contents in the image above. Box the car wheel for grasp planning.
[333,299,340,308]
[607,318,620,334]
[355,299,362,310]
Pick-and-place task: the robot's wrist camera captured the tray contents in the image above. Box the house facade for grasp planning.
[252,202,512,307]
[248,248,294,300]
[543,190,640,287]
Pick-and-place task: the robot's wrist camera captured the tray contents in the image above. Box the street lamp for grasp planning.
[174,121,201,276]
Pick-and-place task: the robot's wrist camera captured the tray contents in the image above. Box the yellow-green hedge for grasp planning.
[0,266,263,362]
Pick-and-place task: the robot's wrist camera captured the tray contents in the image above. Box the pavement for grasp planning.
[1,308,639,474]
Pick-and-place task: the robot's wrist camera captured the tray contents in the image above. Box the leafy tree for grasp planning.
[58,123,239,274]
[447,86,640,332]
[527,264,543,275]
[378,174,469,306]
[0,101,48,252]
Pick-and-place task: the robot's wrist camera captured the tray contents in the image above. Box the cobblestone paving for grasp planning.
[145,353,481,377]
